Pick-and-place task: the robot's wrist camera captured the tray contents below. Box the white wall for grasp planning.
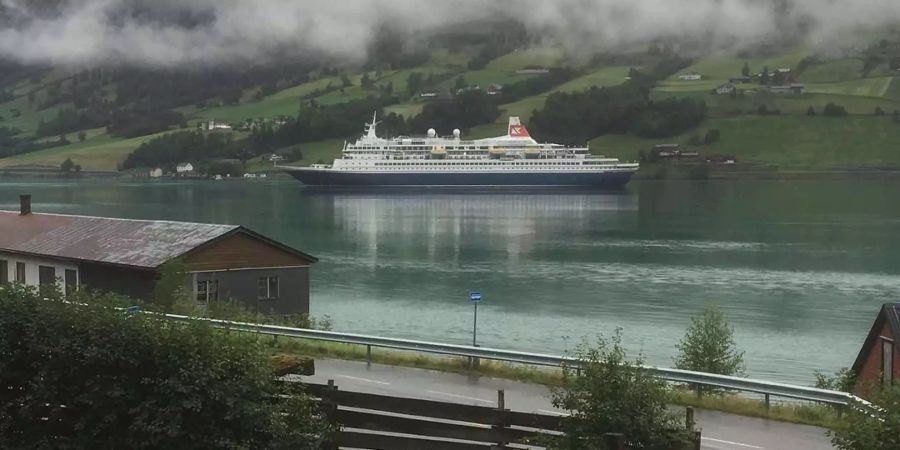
[0,251,79,295]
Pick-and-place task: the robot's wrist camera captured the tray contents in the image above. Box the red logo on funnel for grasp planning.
[509,125,530,137]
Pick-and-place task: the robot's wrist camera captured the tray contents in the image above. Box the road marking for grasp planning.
[537,409,570,416]
[426,390,494,404]
[702,437,763,449]
[335,374,391,386]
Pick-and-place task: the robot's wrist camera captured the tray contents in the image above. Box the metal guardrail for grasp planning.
[162,313,874,410]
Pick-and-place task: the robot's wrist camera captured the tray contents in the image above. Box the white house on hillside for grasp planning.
[176,163,194,173]
[199,119,233,132]
[678,72,702,81]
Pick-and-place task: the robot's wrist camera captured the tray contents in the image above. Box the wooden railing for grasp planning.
[305,380,701,450]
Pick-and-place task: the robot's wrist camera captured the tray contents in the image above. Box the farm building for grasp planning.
[852,303,899,396]
[0,195,317,315]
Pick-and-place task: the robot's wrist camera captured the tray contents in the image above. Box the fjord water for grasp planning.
[3,178,899,385]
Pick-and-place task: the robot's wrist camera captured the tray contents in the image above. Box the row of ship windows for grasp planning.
[353,146,492,151]
[359,161,612,166]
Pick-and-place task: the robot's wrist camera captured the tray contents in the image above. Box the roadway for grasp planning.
[300,359,834,450]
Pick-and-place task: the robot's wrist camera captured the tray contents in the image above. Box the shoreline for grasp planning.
[5,165,900,182]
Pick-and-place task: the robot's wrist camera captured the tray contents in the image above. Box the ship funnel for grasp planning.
[507,117,531,138]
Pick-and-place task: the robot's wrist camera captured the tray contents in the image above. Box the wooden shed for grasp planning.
[852,303,900,396]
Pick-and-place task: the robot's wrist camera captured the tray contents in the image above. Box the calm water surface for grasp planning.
[2,178,899,385]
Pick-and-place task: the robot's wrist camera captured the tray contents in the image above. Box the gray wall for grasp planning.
[79,263,158,301]
[195,267,310,315]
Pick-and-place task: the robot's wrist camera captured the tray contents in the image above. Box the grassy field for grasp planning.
[495,66,633,123]
[674,47,811,80]
[590,115,900,168]
[384,102,426,118]
[0,95,68,136]
[797,59,864,83]
[652,89,900,117]
[804,77,895,97]
[887,77,900,100]
[0,128,168,171]
[487,47,567,71]
[553,66,631,93]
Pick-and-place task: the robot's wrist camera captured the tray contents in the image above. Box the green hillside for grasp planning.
[2,38,900,173]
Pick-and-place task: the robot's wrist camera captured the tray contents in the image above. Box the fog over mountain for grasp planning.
[1,0,899,66]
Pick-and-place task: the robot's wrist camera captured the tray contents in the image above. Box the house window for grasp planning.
[196,280,218,303]
[258,276,279,300]
[38,266,56,295]
[0,260,7,284]
[883,338,894,387]
[15,262,25,283]
[64,269,78,296]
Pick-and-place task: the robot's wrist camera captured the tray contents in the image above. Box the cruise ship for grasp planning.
[281,114,639,188]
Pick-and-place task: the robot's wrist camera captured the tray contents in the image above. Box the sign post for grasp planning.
[469,291,482,347]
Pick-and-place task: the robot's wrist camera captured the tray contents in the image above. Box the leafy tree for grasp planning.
[807,106,816,116]
[814,367,856,392]
[674,305,745,387]
[406,72,423,96]
[360,72,373,89]
[77,130,87,142]
[340,74,352,87]
[551,329,696,449]
[0,285,330,449]
[60,157,75,173]
[831,385,900,450]
[688,132,703,146]
[760,66,770,85]
[152,259,189,311]
[823,102,848,117]
[704,129,721,144]
[454,75,468,91]
[875,106,885,116]
[741,61,750,77]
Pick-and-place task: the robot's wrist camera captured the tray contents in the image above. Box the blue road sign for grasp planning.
[469,292,482,303]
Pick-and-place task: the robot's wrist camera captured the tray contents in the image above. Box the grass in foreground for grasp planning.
[265,336,844,430]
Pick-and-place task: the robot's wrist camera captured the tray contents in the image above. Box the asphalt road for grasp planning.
[300,359,834,450]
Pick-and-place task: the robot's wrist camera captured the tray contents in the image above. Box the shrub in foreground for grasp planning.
[551,329,696,449]
[831,385,900,450]
[0,285,328,449]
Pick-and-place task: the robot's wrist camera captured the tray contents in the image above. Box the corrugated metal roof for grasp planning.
[0,211,238,268]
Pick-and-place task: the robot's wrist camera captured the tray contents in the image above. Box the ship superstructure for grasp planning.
[282,113,639,188]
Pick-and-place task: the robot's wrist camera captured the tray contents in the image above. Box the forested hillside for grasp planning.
[1,1,900,174]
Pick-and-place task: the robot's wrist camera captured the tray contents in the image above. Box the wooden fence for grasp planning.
[306,380,701,450]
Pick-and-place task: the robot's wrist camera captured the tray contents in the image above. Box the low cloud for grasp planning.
[0,0,898,67]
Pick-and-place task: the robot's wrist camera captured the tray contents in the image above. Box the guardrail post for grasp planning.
[685,406,695,430]
[604,432,625,450]
[764,393,770,414]
[366,345,371,365]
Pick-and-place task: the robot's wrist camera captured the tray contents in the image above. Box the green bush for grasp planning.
[675,305,745,377]
[0,285,328,449]
[551,329,696,449]
[831,385,900,450]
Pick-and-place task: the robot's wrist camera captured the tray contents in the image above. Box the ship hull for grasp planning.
[284,169,635,189]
